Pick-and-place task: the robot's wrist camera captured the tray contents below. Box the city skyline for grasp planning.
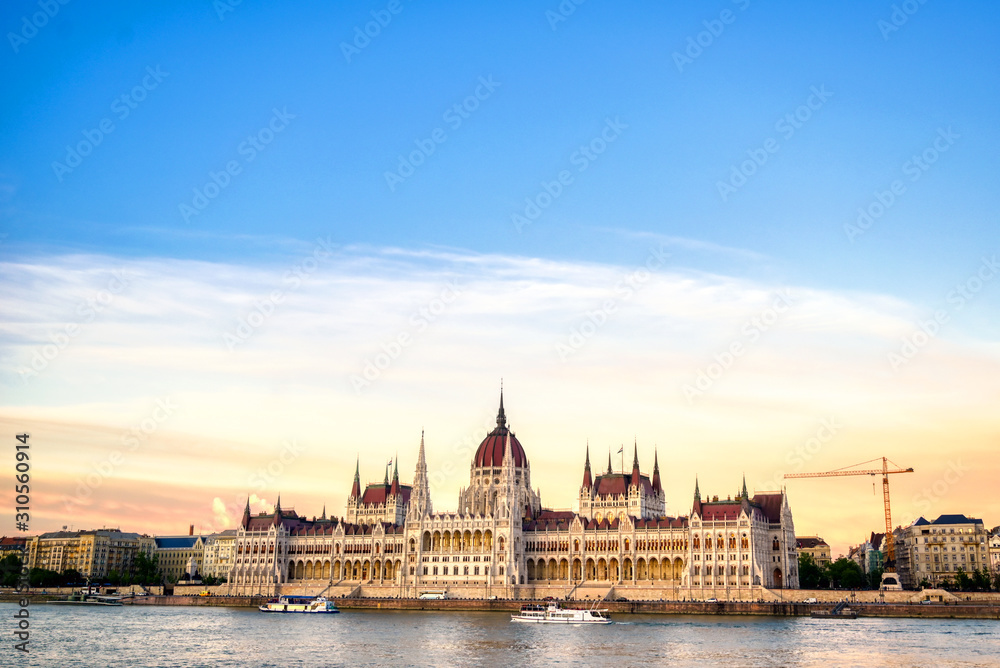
[2,1,999,562]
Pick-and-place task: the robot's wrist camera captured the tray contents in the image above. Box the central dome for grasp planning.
[473,391,527,468]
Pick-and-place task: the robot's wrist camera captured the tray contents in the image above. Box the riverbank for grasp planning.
[7,594,997,619]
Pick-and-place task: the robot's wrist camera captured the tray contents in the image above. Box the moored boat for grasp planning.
[258,595,340,613]
[511,602,611,624]
[47,593,125,606]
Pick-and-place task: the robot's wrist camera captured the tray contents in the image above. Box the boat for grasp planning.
[258,595,340,613]
[511,601,612,624]
[47,593,126,606]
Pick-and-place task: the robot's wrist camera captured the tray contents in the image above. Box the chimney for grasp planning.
[189,524,194,536]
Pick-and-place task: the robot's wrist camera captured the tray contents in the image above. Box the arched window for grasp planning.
[772,537,780,551]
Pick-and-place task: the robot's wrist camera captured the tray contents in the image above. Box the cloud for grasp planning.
[1,245,998,549]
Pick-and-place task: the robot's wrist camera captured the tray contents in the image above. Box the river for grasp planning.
[6,603,999,667]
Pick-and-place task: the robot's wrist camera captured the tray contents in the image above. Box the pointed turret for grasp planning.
[320,504,327,521]
[630,442,641,487]
[409,430,432,517]
[272,494,282,526]
[606,450,613,475]
[740,474,748,500]
[582,443,592,489]
[390,458,400,496]
[496,385,507,429]
[350,457,362,499]
[384,461,389,486]
[693,476,702,515]
[652,448,662,493]
[241,496,251,529]
[503,431,514,476]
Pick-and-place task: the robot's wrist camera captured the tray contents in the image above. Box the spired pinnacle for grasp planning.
[694,476,701,503]
[496,383,507,429]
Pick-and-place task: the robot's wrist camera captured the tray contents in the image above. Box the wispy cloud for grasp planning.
[1,246,998,549]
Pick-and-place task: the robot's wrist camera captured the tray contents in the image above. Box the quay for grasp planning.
[6,593,998,619]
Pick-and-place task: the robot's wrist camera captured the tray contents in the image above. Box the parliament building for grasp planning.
[227,392,799,600]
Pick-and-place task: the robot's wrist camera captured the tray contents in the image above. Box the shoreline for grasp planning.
[5,594,999,619]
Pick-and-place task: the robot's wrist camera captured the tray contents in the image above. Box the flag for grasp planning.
[387,458,393,466]
[617,446,623,454]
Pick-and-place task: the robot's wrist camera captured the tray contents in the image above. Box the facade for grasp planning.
[154,535,205,581]
[894,514,989,589]
[25,529,153,580]
[988,527,1000,575]
[848,532,884,575]
[796,536,831,567]
[202,530,237,581]
[0,536,27,557]
[227,392,799,597]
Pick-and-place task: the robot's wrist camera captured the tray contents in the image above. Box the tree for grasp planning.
[918,577,931,590]
[992,571,1000,593]
[868,567,884,590]
[827,557,864,589]
[798,554,829,589]
[972,568,990,591]
[133,552,160,586]
[955,567,972,591]
[28,568,62,588]
[0,553,22,588]
[60,569,83,586]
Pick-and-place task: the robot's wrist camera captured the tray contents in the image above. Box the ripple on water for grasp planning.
[8,604,1000,668]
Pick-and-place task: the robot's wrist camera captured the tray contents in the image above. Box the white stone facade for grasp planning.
[226,393,799,598]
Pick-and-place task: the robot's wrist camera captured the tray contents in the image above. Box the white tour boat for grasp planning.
[258,595,340,613]
[511,602,612,624]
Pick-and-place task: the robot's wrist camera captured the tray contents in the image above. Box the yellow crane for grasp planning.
[785,457,914,576]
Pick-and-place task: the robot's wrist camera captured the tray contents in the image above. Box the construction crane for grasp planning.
[785,457,914,574]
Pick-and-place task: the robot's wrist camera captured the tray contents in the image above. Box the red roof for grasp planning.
[699,502,743,521]
[360,483,412,506]
[474,428,527,468]
[634,517,688,529]
[474,391,528,468]
[593,473,653,497]
[796,536,829,549]
[751,493,783,523]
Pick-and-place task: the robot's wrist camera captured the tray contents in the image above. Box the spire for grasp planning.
[241,496,251,529]
[320,504,327,521]
[630,441,640,487]
[693,476,702,515]
[390,457,400,496]
[384,461,389,486]
[741,474,748,500]
[652,447,662,493]
[502,430,515,480]
[607,450,613,475]
[410,430,432,517]
[496,382,507,430]
[350,457,361,499]
[273,494,282,526]
[582,443,593,489]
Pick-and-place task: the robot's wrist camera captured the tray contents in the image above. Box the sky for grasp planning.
[1,1,999,559]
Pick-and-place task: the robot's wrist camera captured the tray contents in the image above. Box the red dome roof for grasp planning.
[473,390,528,468]
[474,427,527,468]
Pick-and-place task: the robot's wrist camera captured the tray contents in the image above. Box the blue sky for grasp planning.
[2,2,1000,549]
[3,1,997,300]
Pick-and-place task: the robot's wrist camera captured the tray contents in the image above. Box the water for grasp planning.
[7,603,999,667]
